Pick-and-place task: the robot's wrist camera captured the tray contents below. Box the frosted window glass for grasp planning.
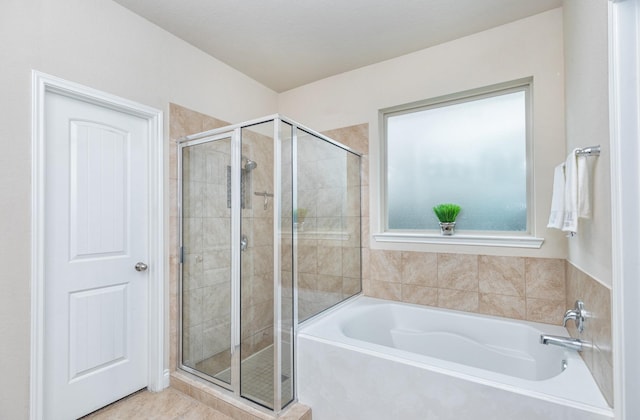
[386,90,528,231]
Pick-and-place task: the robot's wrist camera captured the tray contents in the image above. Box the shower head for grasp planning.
[243,157,257,171]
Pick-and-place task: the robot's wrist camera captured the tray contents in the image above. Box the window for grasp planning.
[381,79,533,239]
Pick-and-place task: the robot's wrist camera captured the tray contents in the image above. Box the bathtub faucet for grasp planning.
[539,334,586,352]
[563,300,587,333]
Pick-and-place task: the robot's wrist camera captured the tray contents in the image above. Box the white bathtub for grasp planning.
[297,296,613,420]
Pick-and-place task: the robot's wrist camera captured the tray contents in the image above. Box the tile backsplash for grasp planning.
[364,250,566,324]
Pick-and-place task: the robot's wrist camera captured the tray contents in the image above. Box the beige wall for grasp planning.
[563,0,612,287]
[279,9,567,258]
[0,0,277,417]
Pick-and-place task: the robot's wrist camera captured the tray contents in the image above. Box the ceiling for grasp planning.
[113,0,562,92]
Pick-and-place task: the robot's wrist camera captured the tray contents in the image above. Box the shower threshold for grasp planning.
[212,344,293,409]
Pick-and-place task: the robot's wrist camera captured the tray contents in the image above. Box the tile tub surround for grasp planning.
[364,251,567,325]
[566,262,613,407]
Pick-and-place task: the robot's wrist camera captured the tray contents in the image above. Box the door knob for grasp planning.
[135,262,148,272]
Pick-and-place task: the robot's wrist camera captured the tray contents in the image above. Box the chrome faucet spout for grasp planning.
[540,334,586,352]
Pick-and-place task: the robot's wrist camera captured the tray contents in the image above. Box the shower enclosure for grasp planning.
[178,115,362,413]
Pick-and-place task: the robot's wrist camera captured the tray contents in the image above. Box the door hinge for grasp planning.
[179,246,184,264]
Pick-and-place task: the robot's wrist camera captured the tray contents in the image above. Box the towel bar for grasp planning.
[575,145,600,156]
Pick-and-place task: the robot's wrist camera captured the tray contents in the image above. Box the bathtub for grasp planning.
[297,296,613,420]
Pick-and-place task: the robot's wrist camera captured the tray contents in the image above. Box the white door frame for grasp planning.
[29,71,165,420]
[609,0,640,419]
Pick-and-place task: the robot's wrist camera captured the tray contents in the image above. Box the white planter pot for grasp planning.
[439,222,456,235]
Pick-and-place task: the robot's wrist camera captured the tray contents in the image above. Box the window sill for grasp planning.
[373,232,544,249]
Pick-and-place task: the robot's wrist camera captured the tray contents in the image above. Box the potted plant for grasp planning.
[293,208,308,230]
[433,203,461,235]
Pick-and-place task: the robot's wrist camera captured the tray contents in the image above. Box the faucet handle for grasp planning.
[563,300,586,333]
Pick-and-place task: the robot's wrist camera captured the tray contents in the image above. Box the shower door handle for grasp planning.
[240,234,248,251]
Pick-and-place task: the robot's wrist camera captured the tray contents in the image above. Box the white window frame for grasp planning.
[375,78,544,248]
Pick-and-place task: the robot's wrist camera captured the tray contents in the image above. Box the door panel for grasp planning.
[68,284,127,381]
[69,121,128,259]
[44,91,148,419]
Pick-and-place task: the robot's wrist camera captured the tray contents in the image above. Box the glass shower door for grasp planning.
[238,120,294,410]
[180,133,234,388]
[238,121,276,408]
[295,129,362,323]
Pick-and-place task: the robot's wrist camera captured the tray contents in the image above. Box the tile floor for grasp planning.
[83,387,233,419]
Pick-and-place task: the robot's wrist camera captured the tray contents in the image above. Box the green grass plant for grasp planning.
[433,203,461,223]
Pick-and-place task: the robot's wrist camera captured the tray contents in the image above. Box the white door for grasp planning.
[43,91,149,419]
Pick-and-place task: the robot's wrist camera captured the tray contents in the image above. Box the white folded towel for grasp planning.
[547,163,565,229]
[577,155,591,219]
[547,149,592,236]
[562,149,579,234]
